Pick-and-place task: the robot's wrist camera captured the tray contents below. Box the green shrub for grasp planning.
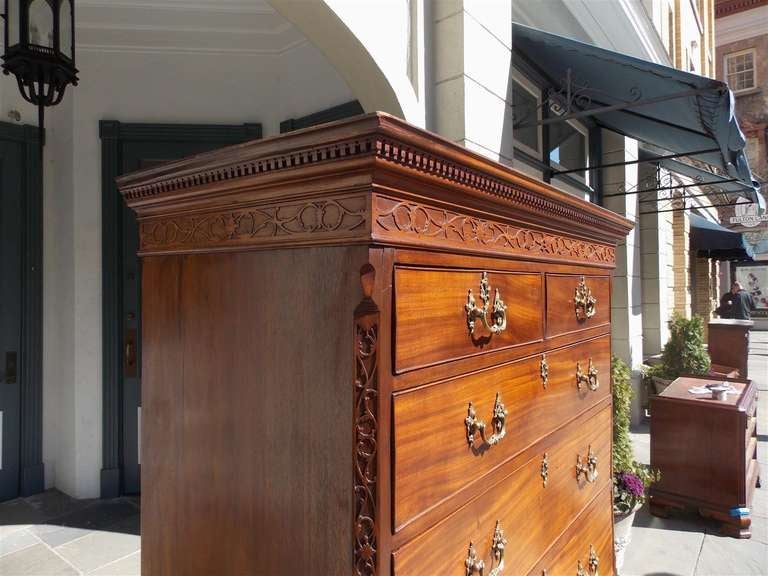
[644,313,710,381]
[612,356,634,473]
[612,356,660,514]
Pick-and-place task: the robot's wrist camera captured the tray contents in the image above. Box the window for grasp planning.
[725,50,756,93]
[547,119,589,183]
[512,74,542,158]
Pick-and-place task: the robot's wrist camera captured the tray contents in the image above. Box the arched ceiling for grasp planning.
[76,0,307,54]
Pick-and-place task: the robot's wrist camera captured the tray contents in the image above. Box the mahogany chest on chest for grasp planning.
[118,113,632,575]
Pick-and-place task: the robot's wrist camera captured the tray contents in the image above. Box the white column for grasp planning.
[639,182,669,357]
[432,0,513,163]
[601,131,645,424]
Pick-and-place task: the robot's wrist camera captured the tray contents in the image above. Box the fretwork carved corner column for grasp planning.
[354,263,380,576]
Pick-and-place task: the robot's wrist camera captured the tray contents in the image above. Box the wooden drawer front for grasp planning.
[392,405,612,575]
[394,267,543,373]
[546,274,610,338]
[526,486,614,576]
[393,335,611,530]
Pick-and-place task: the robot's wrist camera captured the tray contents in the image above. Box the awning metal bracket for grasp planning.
[513,67,722,129]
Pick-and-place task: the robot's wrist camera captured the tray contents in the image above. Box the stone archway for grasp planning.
[267,0,424,126]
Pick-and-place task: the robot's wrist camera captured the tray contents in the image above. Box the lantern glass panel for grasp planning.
[7,0,20,46]
[28,0,54,48]
[60,0,72,58]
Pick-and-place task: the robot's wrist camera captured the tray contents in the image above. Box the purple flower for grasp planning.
[616,472,644,498]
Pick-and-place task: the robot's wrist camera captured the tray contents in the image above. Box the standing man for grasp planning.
[717,288,734,319]
[730,281,756,320]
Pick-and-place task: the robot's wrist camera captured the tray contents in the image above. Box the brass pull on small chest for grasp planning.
[465,392,507,448]
[574,276,597,321]
[466,272,508,336]
[576,359,599,391]
[576,445,598,484]
[465,521,507,576]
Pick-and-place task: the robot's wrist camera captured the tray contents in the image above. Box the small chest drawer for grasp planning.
[393,335,611,530]
[392,404,612,575]
[546,274,610,338]
[526,485,614,576]
[394,267,543,373]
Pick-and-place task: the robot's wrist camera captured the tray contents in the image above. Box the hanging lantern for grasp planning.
[2,0,78,143]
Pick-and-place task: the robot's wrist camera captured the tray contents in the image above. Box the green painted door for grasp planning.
[0,140,22,501]
[107,125,262,495]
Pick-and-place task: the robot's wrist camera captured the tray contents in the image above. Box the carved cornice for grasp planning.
[137,195,368,254]
[373,196,616,265]
[716,0,768,18]
[118,113,633,247]
[121,137,376,203]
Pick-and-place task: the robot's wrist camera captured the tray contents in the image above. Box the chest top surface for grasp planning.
[659,376,755,411]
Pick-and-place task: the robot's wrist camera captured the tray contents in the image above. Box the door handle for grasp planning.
[4,351,17,384]
[124,329,137,377]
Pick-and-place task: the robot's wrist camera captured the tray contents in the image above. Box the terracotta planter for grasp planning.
[613,508,638,573]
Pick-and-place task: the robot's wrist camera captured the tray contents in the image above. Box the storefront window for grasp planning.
[512,79,541,156]
[547,120,588,181]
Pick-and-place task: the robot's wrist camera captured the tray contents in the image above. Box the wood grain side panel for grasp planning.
[171,247,366,575]
[526,486,615,576]
[546,274,610,338]
[141,257,182,576]
[393,335,611,530]
[651,397,744,508]
[392,404,612,575]
[394,267,543,372]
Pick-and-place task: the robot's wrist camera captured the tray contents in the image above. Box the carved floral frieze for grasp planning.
[139,196,367,252]
[373,196,615,264]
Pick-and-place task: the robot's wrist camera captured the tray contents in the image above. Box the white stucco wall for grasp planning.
[2,39,355,498]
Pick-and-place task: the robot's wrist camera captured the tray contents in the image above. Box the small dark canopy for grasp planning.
[512,23,764,210]
[689,213,754,260]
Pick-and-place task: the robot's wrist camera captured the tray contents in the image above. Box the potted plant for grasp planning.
[643,313,711,394]
[612,357,659,572]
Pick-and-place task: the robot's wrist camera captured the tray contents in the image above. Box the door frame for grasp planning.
[0,121,44,498]
[100,121,262,498]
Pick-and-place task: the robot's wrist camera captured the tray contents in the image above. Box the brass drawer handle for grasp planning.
[574,276,597,320]
[465,393,507,448]
[576,445,598,483]
[465,272,508,336]
[577,545,599,576]
[576,359,599,391]
[465,521,507,576]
